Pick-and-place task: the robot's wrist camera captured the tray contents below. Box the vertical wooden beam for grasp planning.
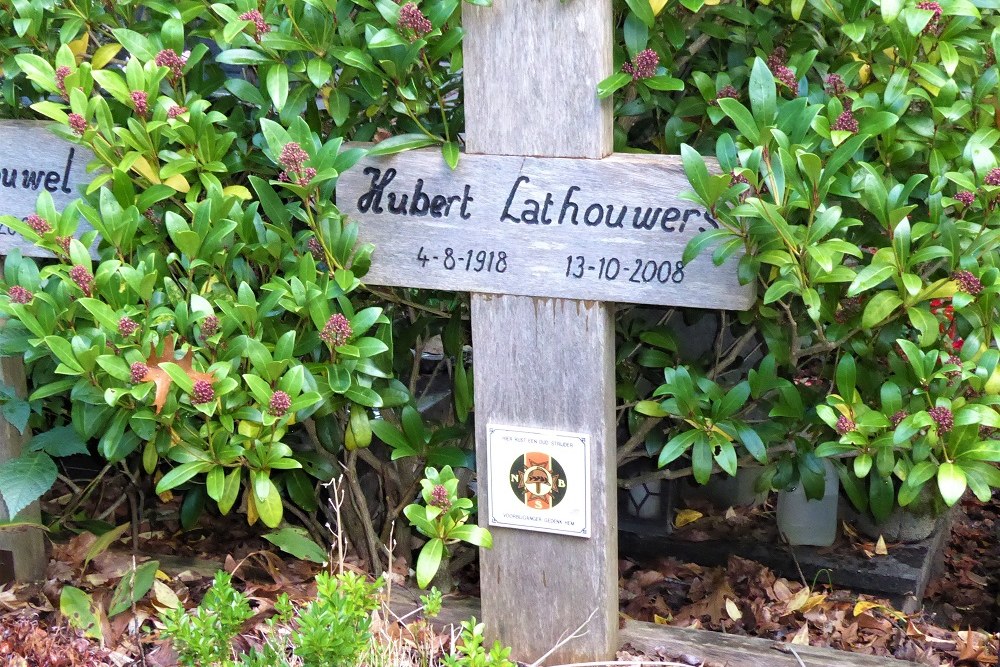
[0,350,46,583]
[470,297,617,663]
[464,1,617,662]
[463,0,614,159]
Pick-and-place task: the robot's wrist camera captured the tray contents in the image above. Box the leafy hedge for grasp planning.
[0,0,998,572]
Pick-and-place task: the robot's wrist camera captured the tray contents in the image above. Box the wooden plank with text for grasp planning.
[336,0,751,662]
[0,120,95,257]
[0,120,94,583]
[338,151,751,309]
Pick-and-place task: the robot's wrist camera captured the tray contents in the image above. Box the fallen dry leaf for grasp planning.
[674,509,704,528]
[136,335,215,414]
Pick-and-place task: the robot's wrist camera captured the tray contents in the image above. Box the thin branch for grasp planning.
[528,608,600,667]
[616,416,664,464]
[709,325,759,380]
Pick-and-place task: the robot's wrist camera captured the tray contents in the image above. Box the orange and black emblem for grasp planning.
[509,452,567,509]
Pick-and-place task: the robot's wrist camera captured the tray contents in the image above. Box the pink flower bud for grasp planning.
[69,265,94,297]
[55,66,71,98]
[130,362,149,384]
[268,390,292,417]
[952,269,983,296]
[26,214,51,235]
[320,313,352,347]
[928,406,953,432]
[954,190,975,206]
[130,90,148,118]
[7,286,33,304]
[68,113,87,136]
[398,3,432,37]
[191,379,215,404]
[118,317,139,336]
[835,415,856,435]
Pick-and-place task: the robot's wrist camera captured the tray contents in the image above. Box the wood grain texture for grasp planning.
[388,596,910,666]
[0,120,96,258]
[337,150,752,309]
[621,619,911,667]
[471,296,618,664]
[462,0,613,158]
[463,0,619,662]
[0,333,46,583]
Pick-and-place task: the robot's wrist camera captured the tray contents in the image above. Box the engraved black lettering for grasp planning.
[584,203,603,226]
[357,167,396,214]
[632,207,661,230]
[430,195,448,218]
[703,209,720,230]
[61,148,75,193]
[409,178,431,216]
[660,207,681,232]
[43,171,60,192]
[21,170,44,190]
[521,197,541,224]
[1,168,16,188]
[387,192,408,214]
[444,195,462,217]
[558,186,581,225]
[501,176,528,223]
[606,204,626,229]
[681,208,701,232]
[540,193,555,224]
[459,184,474,220]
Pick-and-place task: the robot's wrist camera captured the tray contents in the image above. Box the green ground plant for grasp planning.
[159,569,510,666]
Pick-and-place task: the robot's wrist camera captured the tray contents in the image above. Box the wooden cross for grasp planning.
[338,0,750,662]
[0,120,94,583]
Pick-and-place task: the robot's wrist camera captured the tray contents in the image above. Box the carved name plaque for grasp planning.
[337,150,754,309]
[0,120,96,257]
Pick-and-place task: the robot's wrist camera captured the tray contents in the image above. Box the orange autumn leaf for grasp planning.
[135,335,215,413]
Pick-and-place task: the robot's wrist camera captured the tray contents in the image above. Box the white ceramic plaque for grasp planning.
[486,424,591,538]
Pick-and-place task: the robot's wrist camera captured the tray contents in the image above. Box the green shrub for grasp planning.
[160,571,254,667]
[0,0,476,558]
[605,0,1000,519]
[159,571,511,666]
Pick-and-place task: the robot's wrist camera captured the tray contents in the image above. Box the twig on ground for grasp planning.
[528,608,599,667]
[782,538,809,590]
[544,662,690,667]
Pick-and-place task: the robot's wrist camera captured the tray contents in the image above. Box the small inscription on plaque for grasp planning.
[0,120,96,257]
[487,424,590,538]
[337,148,754,310]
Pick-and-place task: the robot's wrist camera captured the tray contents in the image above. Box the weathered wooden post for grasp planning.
[337,3,752,661]
[0,121,94,583]
[462,1,618,662]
